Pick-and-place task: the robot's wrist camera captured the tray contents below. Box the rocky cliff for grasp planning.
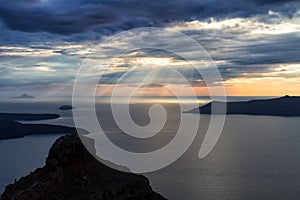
[1,134,166,200]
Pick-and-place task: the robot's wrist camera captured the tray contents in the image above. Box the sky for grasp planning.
[0,0,300,97]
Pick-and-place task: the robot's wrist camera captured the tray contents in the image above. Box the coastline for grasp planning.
[0,134,167,200]
[189,96,300,116]
[0,113,77,140]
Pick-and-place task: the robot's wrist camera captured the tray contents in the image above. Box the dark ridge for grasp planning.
[189,95,300,116]
[0,134,167,200]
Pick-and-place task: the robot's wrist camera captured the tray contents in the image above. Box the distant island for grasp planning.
[189,95,300,116]
[1,134,166,200]
[0,113,79,140]
[11,94,34,99]
[59,105,73,110]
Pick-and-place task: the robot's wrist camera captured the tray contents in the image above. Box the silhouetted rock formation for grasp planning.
[1,134,166,200]
[11,94,34,99]
[190,95,300,116]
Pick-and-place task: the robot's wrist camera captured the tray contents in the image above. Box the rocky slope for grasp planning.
[1,134,166,200]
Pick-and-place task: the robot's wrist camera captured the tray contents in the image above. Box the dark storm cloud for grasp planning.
[0,0,298,34]
[249,0,296,5]
[0,0,300,94]
[0,2,116,34]
[221,33,300,66]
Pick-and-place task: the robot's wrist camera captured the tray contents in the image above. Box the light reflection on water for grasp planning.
[1,96,299,199]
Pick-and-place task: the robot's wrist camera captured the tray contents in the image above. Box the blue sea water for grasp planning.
[0,134,64,194]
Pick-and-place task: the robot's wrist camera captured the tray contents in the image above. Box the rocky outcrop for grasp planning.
[1,134,166,200]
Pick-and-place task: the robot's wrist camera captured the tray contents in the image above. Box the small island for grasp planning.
[59,105,73,110]
[11,94,34,99]
[189,95,300,116]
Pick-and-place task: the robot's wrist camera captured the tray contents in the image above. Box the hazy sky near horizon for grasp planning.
[0,0,300,97]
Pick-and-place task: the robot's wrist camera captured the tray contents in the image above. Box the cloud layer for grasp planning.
[0,0,299,96]
[0,0,298,34]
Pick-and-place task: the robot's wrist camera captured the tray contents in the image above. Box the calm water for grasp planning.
[0,134,64,194]
[0,97,300,199]
[146,115,300,200]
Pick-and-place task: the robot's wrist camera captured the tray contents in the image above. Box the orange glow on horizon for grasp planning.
[224,77,300,96]
[95,75,300,97]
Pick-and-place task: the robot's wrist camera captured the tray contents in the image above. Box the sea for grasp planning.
[1,96,300,199]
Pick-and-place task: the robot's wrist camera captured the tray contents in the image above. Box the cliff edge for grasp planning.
[1,134,166,200]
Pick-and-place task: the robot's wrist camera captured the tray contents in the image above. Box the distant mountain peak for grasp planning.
[277,95,295,100]
[11,93,34,99]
